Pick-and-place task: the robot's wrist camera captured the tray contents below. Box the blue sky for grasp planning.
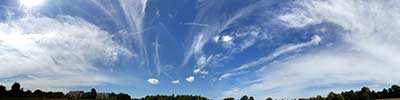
[1,0,400,99]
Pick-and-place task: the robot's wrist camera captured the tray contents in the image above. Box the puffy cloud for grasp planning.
[147,78,160,85]
[186,76,195,83]
[171,80,180,84]
[221,35,233,43]
[0,16,130,90]
[221,35,234,48]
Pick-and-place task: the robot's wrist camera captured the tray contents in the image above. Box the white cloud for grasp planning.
[223,0,400,99]
[194,68,208,75]
[218,71,249,81]
[221,35,234,48]
[186,76,195,82]
[218,73,232,81]
[221,35,233,42]
[183,22,210,27]
[147,78,160,85]
[232,35,321,72]
[171,80,180,84]
[213,35,220,43]
[0,16,130,90]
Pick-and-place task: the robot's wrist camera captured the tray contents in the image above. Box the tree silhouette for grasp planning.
[249,96,254,100]
[265,97,273,100]
[326,92,344,100]
[240,95,248,100]
[223,97,235,100]
[33,89,44,97]
[9,82,22,97]
[0,85,6,96]
[91,88,97,99]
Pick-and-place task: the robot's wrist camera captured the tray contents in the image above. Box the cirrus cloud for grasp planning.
[0,15,131,91]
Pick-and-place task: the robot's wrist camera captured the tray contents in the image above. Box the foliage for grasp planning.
[3,82,400,100]
[141,94,208,100]
[248,96,254,100]
[223,97,235,100]
[240,95,248,100]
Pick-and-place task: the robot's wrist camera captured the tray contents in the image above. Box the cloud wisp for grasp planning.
[0,15,131,91]
[222,0,400,99]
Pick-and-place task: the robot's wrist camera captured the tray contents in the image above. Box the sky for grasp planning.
[0,0,400,99]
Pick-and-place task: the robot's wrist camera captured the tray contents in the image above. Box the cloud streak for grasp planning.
[222,0,400,99]
[0,15,130,90]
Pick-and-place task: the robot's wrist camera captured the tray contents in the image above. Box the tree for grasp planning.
[361,87,371,93]
[11,82,21,92]
[249,96,254,100]
[383,88,389,98]
[359,92,369,100]
[0,85,6,96]
[240,95,248,100]
[9,82,22,97]
[91,88,97,99]
[391,85,400,98]
[25,90,32,97]
[33,89,44,97]
[266,97,273,100]
[117,93,131,100]
[327,92,344,100]
[223,97,235,100]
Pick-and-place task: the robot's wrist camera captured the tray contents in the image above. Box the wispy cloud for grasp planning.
[217,35,321,80]
[0,15,131,90]
[171,80,180,84]
[183,0,273,76]
[233,35,321,71]
[183,22,209,27]
[222,0,400,99]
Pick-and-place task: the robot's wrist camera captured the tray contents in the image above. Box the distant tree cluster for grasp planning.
[299,85,400,100]
[223,95,255,100]
[138,94,209,100]
[0,82,65,98]
[0,82,132,100]
[5,82,400,100]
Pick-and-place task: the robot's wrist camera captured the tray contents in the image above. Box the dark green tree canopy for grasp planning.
[11,82,21,92]
[240,95,248,100]
[249,96,254,100]
[223,97,235,100]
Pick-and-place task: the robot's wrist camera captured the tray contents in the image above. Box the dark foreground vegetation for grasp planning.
[296,84,400,100]
[223,85,400,100]
[1,82,400,100]
[0,82,208,100]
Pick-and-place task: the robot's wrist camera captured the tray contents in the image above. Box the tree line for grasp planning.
[0,82,131,100]
[0,82,209,100]
[136,95,208,100]
[221,85,400,100]
[298,85,400,100]
[3,82,400,100]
